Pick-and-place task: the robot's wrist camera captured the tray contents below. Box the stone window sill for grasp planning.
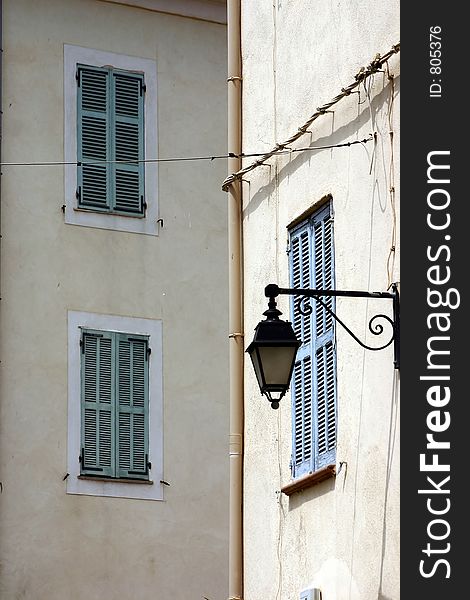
[78,475,153,485]
[281,464,336,496]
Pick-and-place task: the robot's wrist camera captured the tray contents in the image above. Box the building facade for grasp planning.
[0,1,229,598]
[239,2,400,599]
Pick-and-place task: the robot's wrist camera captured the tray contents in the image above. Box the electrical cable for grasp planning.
[221,42,400,191]
[0,137,373,168]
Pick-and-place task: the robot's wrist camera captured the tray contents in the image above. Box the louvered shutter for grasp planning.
[289,202,337,477]
[312,205,337,469]
[77,66,111,210]
[80,331,116,476]
[77,65,145,216]
[290,222,314,478]
[112,72,145,215]
[116,334,149,479]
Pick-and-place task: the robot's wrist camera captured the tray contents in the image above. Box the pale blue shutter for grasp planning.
[80,331,116,476]
[116,334,149,479]
[77,66,111,210]
[312,205,337,469]
[112,71,145,215]
[289,202,337,477]
[290,222,314,478]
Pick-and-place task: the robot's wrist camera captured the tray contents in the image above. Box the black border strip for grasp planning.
[401,4,465,596]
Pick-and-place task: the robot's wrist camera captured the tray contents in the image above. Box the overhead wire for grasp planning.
[0,137,374,168]
[221,42,400,191]
[1,40,399,172]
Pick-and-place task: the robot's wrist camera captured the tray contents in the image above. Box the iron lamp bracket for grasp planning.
[264,283,400,370]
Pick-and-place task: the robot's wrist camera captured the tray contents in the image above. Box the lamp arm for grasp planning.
[265,283,400,370]
[297,295,395,351]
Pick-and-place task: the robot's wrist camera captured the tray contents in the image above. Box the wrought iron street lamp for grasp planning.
[247,283,400,408]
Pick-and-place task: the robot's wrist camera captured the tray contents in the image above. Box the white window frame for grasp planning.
[67,311,164,500]
[64,45,159,235]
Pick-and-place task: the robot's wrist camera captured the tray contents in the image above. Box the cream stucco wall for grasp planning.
[0,1,228,598]
[242,2,399,600]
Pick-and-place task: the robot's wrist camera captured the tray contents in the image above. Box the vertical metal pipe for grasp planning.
[392,283,400,370]
[227,1,243,599]
[0,0,3,336]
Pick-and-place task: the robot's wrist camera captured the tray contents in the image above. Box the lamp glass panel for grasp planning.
[258,346,297,385]
[248,348,265,389]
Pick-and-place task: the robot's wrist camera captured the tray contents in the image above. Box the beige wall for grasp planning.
[241,1,400,599]
[0,1,229,598]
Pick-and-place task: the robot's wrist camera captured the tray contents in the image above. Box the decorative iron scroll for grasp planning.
[295,295,395,351]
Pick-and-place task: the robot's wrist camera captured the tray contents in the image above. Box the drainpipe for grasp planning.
[226,1,243,599]
[0,0,3,325]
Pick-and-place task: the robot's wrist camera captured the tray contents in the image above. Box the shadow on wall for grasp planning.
[287,476,336,510]
[242,75,400,220]
[376,368,400,599]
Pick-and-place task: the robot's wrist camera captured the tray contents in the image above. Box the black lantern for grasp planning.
[246,295,301,409]
[248,283,400,410]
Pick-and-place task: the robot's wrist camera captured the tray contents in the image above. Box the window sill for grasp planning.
[281,464,336,496]
[73,207,145,219]
[78,475,153,485]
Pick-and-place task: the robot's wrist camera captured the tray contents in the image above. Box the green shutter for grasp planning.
[80,329,149,480]
[112,72,145,215]
[80,331,116,476]
[77,66,111,210]
[77,65,145,216]
[116,334,149,479]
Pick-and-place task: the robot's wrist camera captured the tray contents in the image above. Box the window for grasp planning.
[67,312,163,500]
[77,65,145,216]
[288,201,337,478]
[64,45,158,235]
[80,329,149,480]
